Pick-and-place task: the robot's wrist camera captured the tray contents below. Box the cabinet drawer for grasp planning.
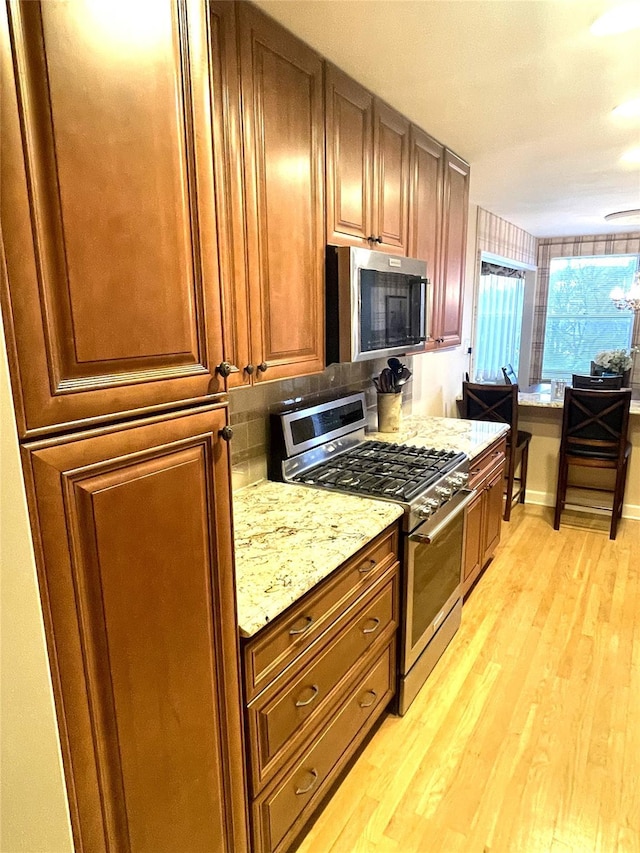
[243,527,398,702]
[252,642,395,853]
[247,571,397,791]
[468,437,507,489]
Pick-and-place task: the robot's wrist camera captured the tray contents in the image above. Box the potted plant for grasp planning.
[591,347,637,387]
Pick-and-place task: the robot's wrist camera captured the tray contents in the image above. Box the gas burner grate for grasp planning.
[292,440,467,503]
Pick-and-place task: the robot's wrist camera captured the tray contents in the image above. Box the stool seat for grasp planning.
[553,387,632,540]
[461,382,531,521]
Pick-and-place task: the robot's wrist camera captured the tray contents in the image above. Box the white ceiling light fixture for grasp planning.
[604,209,640,224]
[612,97,640,119]
[591,1,640,35]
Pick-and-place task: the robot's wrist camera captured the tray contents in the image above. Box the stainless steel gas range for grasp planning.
[269,392,476,714]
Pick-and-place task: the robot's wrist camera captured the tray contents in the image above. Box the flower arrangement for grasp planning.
[593,347,637,374]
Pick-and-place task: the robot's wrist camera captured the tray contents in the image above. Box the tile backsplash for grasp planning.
[229,358,413,490]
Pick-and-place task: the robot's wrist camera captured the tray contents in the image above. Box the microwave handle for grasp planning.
[423,277,432,343]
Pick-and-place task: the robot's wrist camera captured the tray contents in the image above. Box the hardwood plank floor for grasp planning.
[294,506,640,853]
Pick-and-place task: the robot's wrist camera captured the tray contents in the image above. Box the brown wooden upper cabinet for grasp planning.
[326,65,410,254]
[236,4,325,384]
[0,0,235,438]
[437,150,470,349]
[408,136,469,351]
[407,127,444,350]
[23,404,248,852]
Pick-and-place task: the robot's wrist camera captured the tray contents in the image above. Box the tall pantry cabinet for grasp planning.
[1,1,248,851]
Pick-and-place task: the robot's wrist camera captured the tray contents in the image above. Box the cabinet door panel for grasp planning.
[24,406,247,853]
[239,5,325,382]
[438,150,470,347]
[373,102,410,252]
[462,490,483,589]
[483,467,504,561]
[208,0,252,388]
[1,1,225,437]
[408,127,443,351]
[325,64,373,245]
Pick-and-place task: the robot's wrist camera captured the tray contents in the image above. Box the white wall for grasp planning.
[0,317,73,853]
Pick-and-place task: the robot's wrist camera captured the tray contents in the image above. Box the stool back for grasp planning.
[461,382,518,444]
[562,388,631,460]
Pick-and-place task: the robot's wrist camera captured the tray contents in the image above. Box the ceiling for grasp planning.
[254,0,640,238]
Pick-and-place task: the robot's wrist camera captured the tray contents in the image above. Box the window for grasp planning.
[541,254,638,380]
[472,260,526,382]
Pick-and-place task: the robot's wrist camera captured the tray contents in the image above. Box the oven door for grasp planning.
[403,490,475,671]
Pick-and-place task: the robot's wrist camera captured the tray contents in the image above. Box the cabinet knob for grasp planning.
[375,236,383,243]
[215,361,239,378]
[218,426,233,442]
[294,769,318,796]
[257,362,268,373]
[367,235,383,244]
[244,364,255,376]
[358,689,377,709]
[435,337,445,344]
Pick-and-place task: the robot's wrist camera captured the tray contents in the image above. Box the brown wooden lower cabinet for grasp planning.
[242,525,400,853]
[22,403,248,853]
[462,436,507,597]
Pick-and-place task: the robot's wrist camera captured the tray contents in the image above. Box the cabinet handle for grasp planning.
[215,361,239,378]
[358,558,377,574]
[359,690,377,709]
[435,337,445,344]
[367,235,377,243]
[244,364,255,376]
[218,426,233,442]
[294,684,319,707]
[362,617,380,635]
[375,235,383,243]
[289,615,313,636]
[257,362,268,373]
[294,769,318,795]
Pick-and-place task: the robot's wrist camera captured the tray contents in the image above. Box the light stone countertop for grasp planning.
[518,387,640,415]
[233,415,508,638]
[367,414,509,457]
[233,480,403,637]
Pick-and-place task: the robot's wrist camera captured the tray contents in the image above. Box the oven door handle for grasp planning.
[409,489,477,544]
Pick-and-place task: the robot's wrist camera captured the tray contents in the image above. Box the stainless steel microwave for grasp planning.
[325,246,429,364]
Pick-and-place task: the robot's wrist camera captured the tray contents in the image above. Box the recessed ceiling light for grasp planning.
[604,209,640,224]
[612,97,640,119]
[591,1,640,35]
[620,147,640,163]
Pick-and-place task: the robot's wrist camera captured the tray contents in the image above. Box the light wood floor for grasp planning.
[295,506,640,853]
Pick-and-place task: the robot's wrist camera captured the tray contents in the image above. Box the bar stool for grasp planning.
[461,382,532,521]
[554,387,632,540]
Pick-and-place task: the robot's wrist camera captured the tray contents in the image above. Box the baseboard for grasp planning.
[525,489,640,521]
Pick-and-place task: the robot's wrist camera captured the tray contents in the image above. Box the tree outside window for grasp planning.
[541,255,637,380]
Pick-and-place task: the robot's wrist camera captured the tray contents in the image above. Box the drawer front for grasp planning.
[253,642,395,853]
[248,571,397,791]
[244,526,398,702]
[468,437,507,490]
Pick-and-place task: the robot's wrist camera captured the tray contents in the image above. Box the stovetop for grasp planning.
[269,391,471,533]
[291,441,466,503]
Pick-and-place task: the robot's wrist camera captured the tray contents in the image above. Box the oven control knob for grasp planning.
[435,485,452,500]
[415,503,431,519]
[447,473,468,489]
